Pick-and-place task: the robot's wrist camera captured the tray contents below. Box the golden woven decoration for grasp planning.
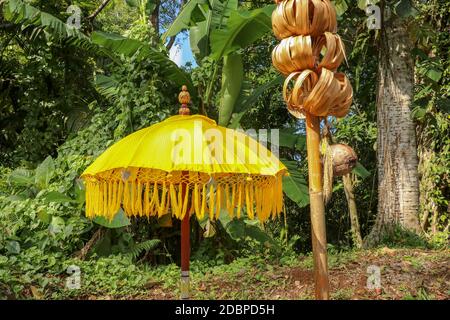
[272,0,352,119]
[272,0,337,39]
[272,32,345,75]
[282,69,352,117]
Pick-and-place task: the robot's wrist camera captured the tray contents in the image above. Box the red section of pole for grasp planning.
[180,173,190,299]
[181,208,190,272]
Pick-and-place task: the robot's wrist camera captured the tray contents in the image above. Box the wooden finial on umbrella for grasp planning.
[178,85,191,115]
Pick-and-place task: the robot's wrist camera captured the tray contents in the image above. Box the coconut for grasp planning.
[330,144,358,176]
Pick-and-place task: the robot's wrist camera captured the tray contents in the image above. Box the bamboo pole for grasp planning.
[305,113,330,300]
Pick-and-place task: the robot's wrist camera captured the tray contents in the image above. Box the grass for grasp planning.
[10,246,448,300]
[331,288,354,300]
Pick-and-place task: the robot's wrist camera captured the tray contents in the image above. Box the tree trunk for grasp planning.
[418,148,438,233]
[150,0,160,38]
[88,0,113,21]
[366,2,421,244]
[343,174,363,248]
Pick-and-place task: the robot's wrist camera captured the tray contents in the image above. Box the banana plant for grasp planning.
[162,0,275,126]
[125,0,158,25]
[2,0,196,96]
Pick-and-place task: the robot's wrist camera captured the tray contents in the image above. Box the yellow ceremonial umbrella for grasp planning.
[80,86,287,299]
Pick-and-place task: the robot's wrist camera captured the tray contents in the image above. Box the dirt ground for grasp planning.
[129,248,449,300]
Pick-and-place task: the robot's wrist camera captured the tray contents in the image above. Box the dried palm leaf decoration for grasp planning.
[272,0,353,119]
[272,0,356,208]
[272,32,346,75]
[272,0,337,39]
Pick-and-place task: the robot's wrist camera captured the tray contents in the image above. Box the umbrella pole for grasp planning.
[305,113,330,300]
[178,86,191,300]
[180,205,190,299]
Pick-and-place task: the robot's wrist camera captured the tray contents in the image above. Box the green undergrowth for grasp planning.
[1,246,447,300]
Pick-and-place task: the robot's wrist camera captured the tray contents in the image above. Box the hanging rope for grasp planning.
[321,119,334,204]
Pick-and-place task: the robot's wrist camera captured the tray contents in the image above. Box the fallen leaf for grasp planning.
[30,286,43,300]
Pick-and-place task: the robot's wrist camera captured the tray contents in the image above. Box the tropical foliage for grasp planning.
[0,0,448,299]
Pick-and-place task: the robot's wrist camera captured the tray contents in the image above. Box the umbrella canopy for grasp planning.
[81,114,287,223]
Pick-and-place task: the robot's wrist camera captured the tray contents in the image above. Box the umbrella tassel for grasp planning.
[170,184,179,218]
[257,187,263,221]
[265,188,271,220]
[263,188,272,220]
[208,184,215,220]
[85,183,91,217]
[131,180,136,216]
[107,181,113,218]
[117,180,124,214]
[236,183,243,219]
[164,190,170,216]
[144,181,150,215]
[89,184,94,218]
[276,180,281,217]
[102,182,108,218]
[90,183,95,218]
[200,184,207,219]
[109,181,116,218]
[95,183,100,217]
[188,185,195,217]
[149,182,157,213]
[261,188,269,221]
[230,184,236,218]
[136,180,143,217]
[277,178,283,215]
[194,184,200,219]
[245,184,255,220]
[109,181,114,216]
[123,181,131,214]
[96,183,101,217]
[158,182,168,217]
[87,183,93,218]
[255,187,263,222]
[98,182,103,217]
[271,186,277,219]
[225,184,232,219]
[216,185,222,219]
[180,185,190,220]
[272,186,278,220]
[153,182,160,217]
[178,183,184,219]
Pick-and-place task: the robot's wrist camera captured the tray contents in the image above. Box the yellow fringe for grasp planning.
[84,173,285,223]
[208,184,215,220]
[216,184,222,219]
[201,184,206,219]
